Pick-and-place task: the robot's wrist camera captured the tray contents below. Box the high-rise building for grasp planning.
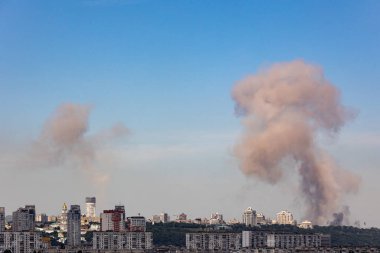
[276,210,294,225]
[12,205,35,232]
[242,207,257,226]
[0,207,5,232]
[67,205,81,247]
[85,197,96,218]
[59,203,68,231]
[101,209,125,232]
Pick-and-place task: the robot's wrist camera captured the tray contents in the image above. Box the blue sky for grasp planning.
[0,0,379,226]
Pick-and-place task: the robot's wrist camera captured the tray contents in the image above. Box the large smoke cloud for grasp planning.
[25,103,129,189]
[232,60,360,224]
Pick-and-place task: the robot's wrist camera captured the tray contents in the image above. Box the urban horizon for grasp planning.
[1,2,380,248]
[0,198,362,229]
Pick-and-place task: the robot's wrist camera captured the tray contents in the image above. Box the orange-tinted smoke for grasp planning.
[232,60,360,224]
[31,103,129,188]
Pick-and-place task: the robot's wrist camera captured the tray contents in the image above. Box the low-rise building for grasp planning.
[299,220,313,229]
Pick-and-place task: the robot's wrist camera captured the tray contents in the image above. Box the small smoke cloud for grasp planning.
[232,60,360,224]
[21,103,129,192]
[330,206,350,226]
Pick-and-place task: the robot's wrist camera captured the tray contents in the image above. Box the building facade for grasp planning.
[0,232,45,253]
[0,208,5,232]
[85,197,96,218]
[100,209,125,232]
[12,206,35,232]
[127,216,146,232]
[209,213,224,225]
[67,205,81,247]
[186,233,241,251]
[36,214,48,224]
[159,212,170,223]
[242,231,331,249]
[276,210,294,225]
[242,207,257,226]
[93,231,153,250]
[59,203,68,231]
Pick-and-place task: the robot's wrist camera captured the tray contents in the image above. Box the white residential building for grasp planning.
[242,231,331,249]
[36,214,48,224]
[93,231,153,250]
[276,210,294,225]
[209,213,224,224]
[299,220,313,229]
[186,233,241,251]
[0,232,45,253]
[159,212,170,223]
[242,207,257,226]
[256,213,267,224]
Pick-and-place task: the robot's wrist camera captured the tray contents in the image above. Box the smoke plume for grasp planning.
[232,60,360,224]
[330,206,350,226]
[26,103,129,189]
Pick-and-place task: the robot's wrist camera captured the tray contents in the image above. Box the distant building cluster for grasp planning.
[0,199,338,253]
[0,196,152,253]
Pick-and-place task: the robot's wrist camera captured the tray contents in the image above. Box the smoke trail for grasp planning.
[232,60,360,224]
[27,103,129,190]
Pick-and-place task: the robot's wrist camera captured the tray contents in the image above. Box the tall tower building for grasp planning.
[12,205,35,232]
[242,207,257,226]
[0,207,5,232]
[85,197,96,218]
[67,205,81,247]
[59,203,68,231]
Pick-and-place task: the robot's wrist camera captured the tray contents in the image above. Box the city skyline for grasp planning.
[1,0,380,227]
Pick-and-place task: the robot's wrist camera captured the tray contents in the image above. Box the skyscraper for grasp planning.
[85,197,96,218]
[12,205,35,232]
[0,207,5,232]
[67,205,81,247]
[242,207,257,226]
